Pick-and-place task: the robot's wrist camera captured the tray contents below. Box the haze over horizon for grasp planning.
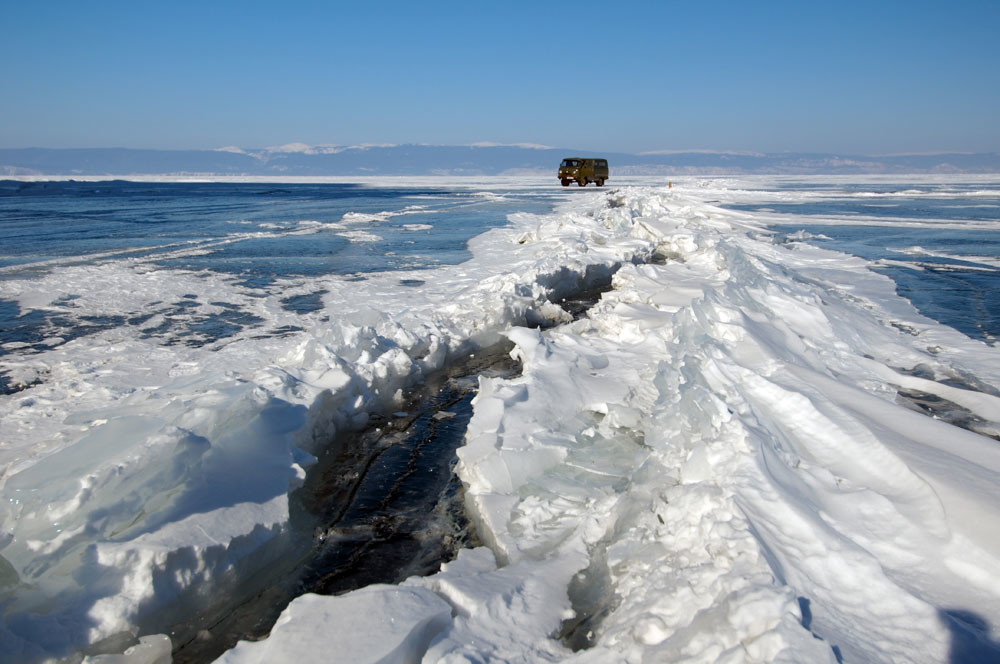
[2,0,998,155]
[58,141,1000,157]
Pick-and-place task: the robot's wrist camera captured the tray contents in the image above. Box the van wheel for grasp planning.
[561,179,570,186]
[596,179,604,187]
[578,180,587,187]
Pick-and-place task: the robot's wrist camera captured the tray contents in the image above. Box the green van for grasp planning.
[558,158,609,187]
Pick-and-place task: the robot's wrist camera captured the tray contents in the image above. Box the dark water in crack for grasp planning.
[157,264,618,663]
[168,343,520,663]
[298,347,520,596]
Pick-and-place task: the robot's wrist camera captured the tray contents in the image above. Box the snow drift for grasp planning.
[222,185,1000,663]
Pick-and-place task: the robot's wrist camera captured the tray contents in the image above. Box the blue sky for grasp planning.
[2,0,998,154]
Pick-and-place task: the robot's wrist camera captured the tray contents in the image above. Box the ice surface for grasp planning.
[0,179,659,660]
[3,177,1000,663]
[220,180,1000,663]
[214,587,452,664]
[84,634,172,664]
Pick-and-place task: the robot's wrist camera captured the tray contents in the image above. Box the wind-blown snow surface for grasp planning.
[220,185,1000,664]
[4,181,1000,662]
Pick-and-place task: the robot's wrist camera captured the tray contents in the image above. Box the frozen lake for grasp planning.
[0,179,561,361]
[1,175,999,663]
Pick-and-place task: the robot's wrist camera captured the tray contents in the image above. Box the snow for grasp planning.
[3,178,1000,662]
[0,179,650,660]
[219,182,1000,663]
[215,586,453,664]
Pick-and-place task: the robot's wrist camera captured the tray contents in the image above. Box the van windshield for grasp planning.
[561,160,579,167]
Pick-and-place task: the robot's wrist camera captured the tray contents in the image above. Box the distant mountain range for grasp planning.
[2,144,999,177]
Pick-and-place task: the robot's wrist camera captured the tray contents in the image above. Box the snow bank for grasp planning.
[0,185,657,660]
[215,586,453,664]
[223,184,1000,662]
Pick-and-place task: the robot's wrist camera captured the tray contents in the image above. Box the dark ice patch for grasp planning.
[280,290,328,314]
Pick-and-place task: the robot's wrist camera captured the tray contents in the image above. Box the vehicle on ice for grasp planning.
[558,158,608,187]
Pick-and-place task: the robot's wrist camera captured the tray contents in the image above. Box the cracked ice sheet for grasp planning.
[0,180,668,661]
[219,184,1000,663]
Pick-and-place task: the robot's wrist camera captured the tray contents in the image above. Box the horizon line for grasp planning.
[2,144,998,158]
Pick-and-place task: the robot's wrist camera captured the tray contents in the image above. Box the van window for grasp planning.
[561,159,579,167]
